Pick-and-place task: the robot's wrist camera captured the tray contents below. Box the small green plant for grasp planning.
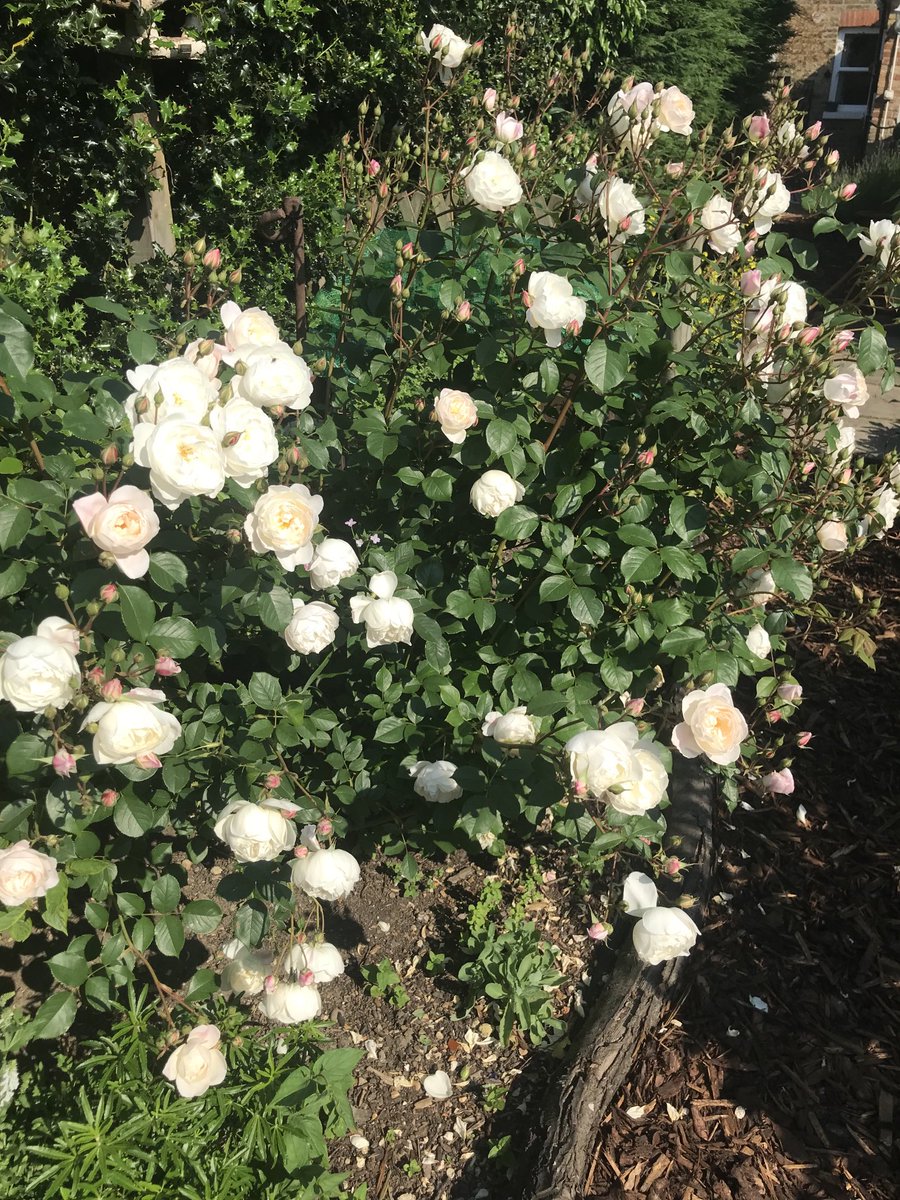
[360,958,411,1009]
[482,1082,508,1113]
[402,1159,422,1178]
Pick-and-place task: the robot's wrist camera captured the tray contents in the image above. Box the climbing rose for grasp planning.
[671,684,748,765]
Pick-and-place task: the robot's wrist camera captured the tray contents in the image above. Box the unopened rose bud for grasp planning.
[222,430,244,449]
[483,87,498,112]
[155,656,181,677]
[521,290,532,308]
[740,269,762,298]
[840,466,852,485]
[636,448,656,468]
[226,528,242,543]
[840,183,857,201]
[747,113,770,142]
[832,330,855,352]
[665,856,682,876]
[573,780,587,796]
[798,325,821,346]
[806,121,822,140]
[87,667,105,685]
[587,922,608,941]
[182,250,196,267]
[367,159,380,177]
[264,974,276,993]
[465,133,477,147]
[297,969,315,987]
[767,709,782,723]
[228,268,242,285]
[264,772,282,790]
[677,894,696,909]
[797,731,813,747]
[193,237,207,256]
[378,181,389,199]
[317,817,333,837]
[390,274,403,298]
[801,461,815,476]
[665,161,685,178]
[202,247,222,270]
[101,444,119,467]
[101,678,123,701]
[293,845,309,858]
[455,300,472,321]
[826,149,840,167]
[101,789,118,807]
[524,142,537,160]
[135,752,162,770]
[624,697,645,717]
[414,397,426,412]
[52,749,76,778]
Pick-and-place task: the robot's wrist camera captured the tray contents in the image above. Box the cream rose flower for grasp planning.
[858,218,900,267]
[494,111,523,143]
[73,485,160,579]
[307,538,359,590]
[349,571,415,649]
[657,85,694,135]
[220,943,274,997]
[286,941,345,985]
[409,760,462,804]
[745,624,771,658]
[213,798,297,862]
[131,418,226,511]
[744,168,791,235]
[470,469,524,517]
[525,271,586,346]
[0,631,80,713]
[244,484,324,571]
[291,844,361,901]
[82,688,181,767]
[233,343,314,411]
[125,358,218,427]
[671,683,748,766]
[220,301,281,353]
[433,388,478,444]
[823,365,868,419]
[283,599,339,654]
[610,744,669,816]
[700,195,741,255]
[595,175,646,240]
[210,397,279,487]
[0,841,59,907]
[816,519,848,551]
[162,1025,227,1098]
[566,726,636,796]
[259,980,322,1024]
[183,337,226,381]
[462,151,523,212]
[419,23,471,81]
[482,706,537,745]
[741,567,776,607]
[633,907,700,965]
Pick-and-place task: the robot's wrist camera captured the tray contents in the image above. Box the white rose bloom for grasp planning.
[462,151,523,212]
[744,278,807,336]
[419,23,471,81]
[671,684,748,766]
[872,483,900,535]
[700,195,742,255]
[622,870,659,915]
[73,485,160,579]
[823,365,868,419]
[610,745,669,816]
[131,418,226,511]
[594,175,646,241]
[81,688,181,767]
[567,726,636,796]
[494,111,523,143]
[745,624,772,658]
[525,271,587,346]
[0,841,59,907]
[221,946,274,997]
[0,633,79,713]
[259,980,322,1025]
[283,599,339,654]
[233,343,314,411]
[307,538,360,590]
[607,81,656,145]
[741,567,776,607]
[35,616,81,656]
[286,941,345,984]
[210,398,279,487]
[657,85,694,135]
[828,421,857,466]
[220,301,281,353]
[125,358,218,427]
[633,907,700,965]
[292,846,361,901]
[409,759,462,804]
[244,484,324,570]
[213,798,297,862]
[162,1025,228,1098]
[183,338,226,381]
[744,168,791,235]
[858,218,900,267]
[349,571,415,649]
[816,518,848,551]
[482,706,537,745]
[470,469,524,517]
[433,388,478,444]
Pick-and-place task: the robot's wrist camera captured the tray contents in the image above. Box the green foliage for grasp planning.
[836,146,900,219]
[360,958,411,1008]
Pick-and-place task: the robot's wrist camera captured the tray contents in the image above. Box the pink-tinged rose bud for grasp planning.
[297,969,315,986]
[202,247,222,270]
[155,656,181,677]
[514,257,526,276]
[134,396,151,416]
[762,768,795,795]
[440,148,450,162]
[221,430,243,449]
[101,678,123,701]
[471,39,484,52]
[767,709,782,724]
[565,317,582,336]
[287,446,304,466]
[378,182,388,199]
[639,836,652,846]
[573,780,588,797]
[832,330,855,352]
[456,300,472,321]
[293,845,309,859]
[465,133,477,147]
[806,121,822,140]
[797,731,813,747]
[777,682,803,702]
[618,214,632,233]
[802,461,815,476]
[282,806,298,819]
[665,856,682,876]
[744,237,758,257]
[826,150,840,167]
[799,325,821,346]
[101,789,118,807]
[778,322,793,341]
[685,212,694,227]
[625,696,645,716]
[483,87,498,112]
[87,667,105,685]
[522,290,532,308]
[135,752,162,770]
[524,142,537,160]
[100,583,118,604]
[270,404,285,419]
[430,33,443,50]
[840,183,857,200]
[367,159,380,177]
[840,467,853,485]
[317,817,333,837]
[101,444,119,466]
[401,242,414,260]
[226,528,242,543]
[665,161,685,178]
[740,269,763,297]
[52,750,76,778]
[563,131,574,144]
[636,449,656,468]
[586,153,599,169]
[748,114,771,142]
[264,773,282,789]
[803,159,816,172]
[264,974,276,993]
[588,922,608,941]
[390,274,403,297]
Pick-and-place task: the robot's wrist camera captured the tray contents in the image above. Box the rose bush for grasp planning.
[0,25,897,1135]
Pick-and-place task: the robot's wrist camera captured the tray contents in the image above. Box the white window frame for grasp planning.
[825,28,880,119]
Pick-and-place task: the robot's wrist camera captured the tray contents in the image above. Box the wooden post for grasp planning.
[257,197,308,341]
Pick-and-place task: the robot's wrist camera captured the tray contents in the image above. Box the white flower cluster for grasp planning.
[622,871,700,965]
[565,723,668,816]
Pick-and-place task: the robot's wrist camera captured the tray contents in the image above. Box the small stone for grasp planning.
[734,1105,746,1120]
[350,1135,370,1154]
[377,920,391,932]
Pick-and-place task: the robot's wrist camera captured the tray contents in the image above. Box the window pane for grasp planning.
[837,71,872,107]
[843,33,878,69]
